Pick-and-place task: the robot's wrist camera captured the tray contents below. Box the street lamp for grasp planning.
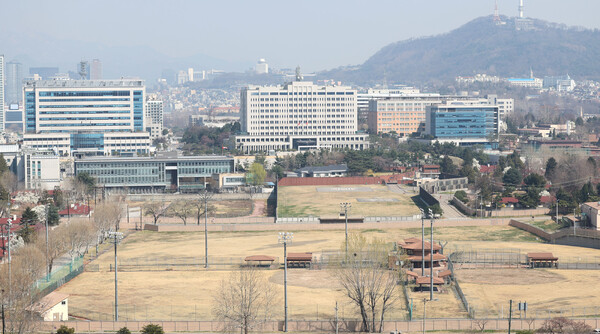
[109,231,124,321]
[278,232,293,332]
[45,202,50,280]
[428,208,434,301]
[419,208,425,277]
[340,202,351,256]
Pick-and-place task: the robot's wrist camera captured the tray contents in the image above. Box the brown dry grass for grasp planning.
[59,225,600,321]
[456,268,600,317]
[278,184,420,218]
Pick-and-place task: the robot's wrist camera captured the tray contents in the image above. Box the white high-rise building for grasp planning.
[145,99,164,139]
[0,55,5,132]
[187,68,195,82]
[235,80,369,153]
[90,59,102,80]
[255,59,268,74]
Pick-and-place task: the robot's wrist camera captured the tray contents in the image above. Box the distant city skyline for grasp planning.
[1,0,598,79]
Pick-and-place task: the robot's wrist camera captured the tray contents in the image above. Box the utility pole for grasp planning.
[422,298,427,334]
[340,202,351,256]
[508,299,513,334]
[5,219,12,306]
[278,232,293,332]
[109,231,123,321]
[429,208,434,301]
[420,208,425,277]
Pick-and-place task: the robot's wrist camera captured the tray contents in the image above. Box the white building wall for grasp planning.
[42,299,68,321]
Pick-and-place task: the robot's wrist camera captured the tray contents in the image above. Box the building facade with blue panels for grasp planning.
[426,103,499,140]
[74,155,235,193]
[22,80,150,156]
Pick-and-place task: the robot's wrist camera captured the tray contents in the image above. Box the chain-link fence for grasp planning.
[86,256,282,272]
[36,255,84,296]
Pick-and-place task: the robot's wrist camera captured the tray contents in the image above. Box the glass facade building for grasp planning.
[427,103,499,140]
[74,155,234,193]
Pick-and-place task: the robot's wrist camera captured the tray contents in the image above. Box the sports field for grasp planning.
[456,268,600,318]
[56,225,600,321]
[278,184,420,218]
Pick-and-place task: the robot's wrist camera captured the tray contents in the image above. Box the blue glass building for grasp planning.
[427,103,499,140]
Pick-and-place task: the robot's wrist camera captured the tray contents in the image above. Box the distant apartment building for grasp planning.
[235,80,369,153]
[543,75,576,92]
[90,59,102,80]
[22,79,151,156]
[507,78,543,89]
[255,59,269,74]
[74,155,234,193]
[425,102,499,145]
[189,115,204,127]
[145,99,164,139]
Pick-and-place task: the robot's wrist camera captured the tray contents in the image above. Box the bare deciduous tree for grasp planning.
[94,201,123,240]
[35,227,68,275]
[144,198,170,225]
[537,317,591,333]
[63,219,96,262]
[168,200,193,225]
[212,268,277,334]
[0,244,45,334]
[192,191,215,226]
[333,234,398,333]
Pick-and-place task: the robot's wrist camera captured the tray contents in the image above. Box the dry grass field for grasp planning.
[57,225,600,321]
[456,268,600,317]
[278,184,420,218]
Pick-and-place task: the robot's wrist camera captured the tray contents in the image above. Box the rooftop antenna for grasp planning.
[529,67,534,79]
[79,60,88,80]
[519,0,524,18]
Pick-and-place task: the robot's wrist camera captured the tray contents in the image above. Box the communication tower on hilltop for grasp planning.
[493,0,505,25]
[519,0,524,18]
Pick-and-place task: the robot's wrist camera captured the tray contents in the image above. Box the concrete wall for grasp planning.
[278,176,382,187]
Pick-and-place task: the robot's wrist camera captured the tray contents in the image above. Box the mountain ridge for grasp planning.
[322,16,600,85]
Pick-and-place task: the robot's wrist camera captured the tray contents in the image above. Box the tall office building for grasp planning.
[145,99,164,139]
[90,59,102,80]
[235,80,369,153]
[425,102,499,146]
[22,79,151,156]
[6,60,23,106]
[0,55,5,132]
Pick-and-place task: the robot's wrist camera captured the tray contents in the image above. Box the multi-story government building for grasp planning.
[235,80,369,153]
[425,102,499,146]
[22,79,151,156]
[74,154,234,193]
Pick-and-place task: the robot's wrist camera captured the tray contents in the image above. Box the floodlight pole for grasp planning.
[45,203,49,280]
[204,191,209,269]
[278,232,293,332]
[429,208,434,301]
[420,208,425,277]
[5,219,12,306]
[109,231,123,321]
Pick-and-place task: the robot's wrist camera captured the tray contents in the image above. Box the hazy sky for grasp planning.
[2,0,599,72]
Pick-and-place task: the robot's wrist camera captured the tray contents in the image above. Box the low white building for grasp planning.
[23,132,151,157]
[32,292,69,321]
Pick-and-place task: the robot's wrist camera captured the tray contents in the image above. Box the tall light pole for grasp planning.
[428,208,434,301]
[340,202,351,256]
[4,219,12,306]
[109,231,123,321]
[278,232,293,332]
[45,203,50,280]
[201,190,213,269]
[419,208,425,277]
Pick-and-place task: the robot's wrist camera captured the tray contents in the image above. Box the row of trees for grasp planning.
[143,192,214,225]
